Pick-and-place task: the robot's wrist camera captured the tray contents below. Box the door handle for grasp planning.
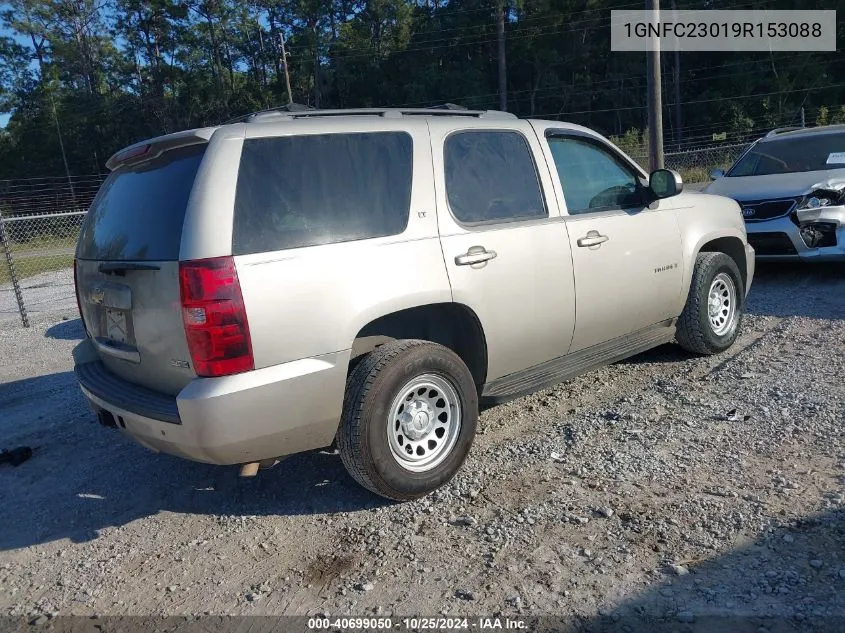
[455,246,497,266]
[577,231,610,248]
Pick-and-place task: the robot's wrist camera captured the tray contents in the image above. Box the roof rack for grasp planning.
[224,103,314,124]
[225,105,516,124]
[425,103,469,110]
[764,126,805,137]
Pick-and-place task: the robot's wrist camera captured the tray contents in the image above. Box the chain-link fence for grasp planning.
[630,142,750,185]
[0,175,104,327]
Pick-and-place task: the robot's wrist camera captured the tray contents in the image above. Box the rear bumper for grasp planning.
[73,339,349,465]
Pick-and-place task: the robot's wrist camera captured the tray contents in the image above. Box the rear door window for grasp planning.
[444,130,546,224]
[76,144,206,261]
[233,132,413,254]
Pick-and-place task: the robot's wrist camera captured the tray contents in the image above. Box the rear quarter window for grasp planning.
[76,144,206,261]
[233,132,413,255]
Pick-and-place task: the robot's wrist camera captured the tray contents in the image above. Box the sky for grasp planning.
[0,22,28,129]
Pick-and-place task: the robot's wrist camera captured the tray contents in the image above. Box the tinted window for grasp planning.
[444,131,546,224]
[233,132,413,254]
[548,136,642,214]
[76,144,205,261]
[729,132,845,176]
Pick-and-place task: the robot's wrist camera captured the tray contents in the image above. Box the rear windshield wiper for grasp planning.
[98,262,161,276]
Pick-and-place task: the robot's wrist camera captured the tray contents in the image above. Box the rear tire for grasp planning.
[337,339,478,501]
[676,252,744,355]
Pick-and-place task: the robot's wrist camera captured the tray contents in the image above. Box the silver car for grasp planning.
[704,124,845,261]
[72,107,754,500]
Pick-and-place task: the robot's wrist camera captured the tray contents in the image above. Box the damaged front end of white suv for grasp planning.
[793,179,845,252]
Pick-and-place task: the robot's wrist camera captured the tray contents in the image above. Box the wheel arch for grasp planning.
[697,234,748,291]
[350,302,488,392]
[683,228,749,301]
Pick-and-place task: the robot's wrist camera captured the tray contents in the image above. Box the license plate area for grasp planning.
[87,280,137,350]
[105,308,128,345]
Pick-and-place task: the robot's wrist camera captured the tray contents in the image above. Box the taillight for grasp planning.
[178,256,254,378]
[73,259,86,331]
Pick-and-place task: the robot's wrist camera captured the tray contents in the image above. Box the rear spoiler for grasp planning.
[105,127,217,171]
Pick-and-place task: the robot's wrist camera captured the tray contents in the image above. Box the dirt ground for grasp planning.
[0,262,843,632]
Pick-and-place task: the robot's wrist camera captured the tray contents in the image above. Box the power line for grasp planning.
[391,55,845,111]
[538,82,845,118]
[285,9,624,55]
[282,0,782,55]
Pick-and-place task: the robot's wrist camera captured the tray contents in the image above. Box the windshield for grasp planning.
[728,131,845,176]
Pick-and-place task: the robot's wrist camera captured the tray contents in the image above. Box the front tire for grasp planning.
[676,252,744,355]
[337,340,478,501]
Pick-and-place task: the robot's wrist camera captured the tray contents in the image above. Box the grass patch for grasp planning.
[8,234,77,254]
[0,253,74,285]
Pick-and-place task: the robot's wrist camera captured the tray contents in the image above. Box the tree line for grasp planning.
[0,0,843,178]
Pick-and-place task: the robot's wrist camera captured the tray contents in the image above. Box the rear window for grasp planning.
[76,144,206,261]
[232,132,413,255]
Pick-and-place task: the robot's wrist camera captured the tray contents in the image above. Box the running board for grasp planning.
[481,319,676,405]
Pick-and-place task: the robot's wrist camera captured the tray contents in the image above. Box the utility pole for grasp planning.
[800,107,806,127]
[279,32,294,106]
[646,0,664,170]
[670,0,682,151]
[49,90,77,210]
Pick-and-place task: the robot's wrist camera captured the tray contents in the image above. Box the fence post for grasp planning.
[0,214,29,328]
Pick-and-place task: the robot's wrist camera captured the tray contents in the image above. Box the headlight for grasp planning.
[798,196,833,210]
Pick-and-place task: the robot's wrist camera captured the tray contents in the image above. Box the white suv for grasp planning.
[72,107,754,500]
[704,124,845,260]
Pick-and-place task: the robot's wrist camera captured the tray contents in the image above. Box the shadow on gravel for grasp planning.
[580,508,845,633]
[619,343,692,366]
[605,263,845,367]
[746,262,845,320]
[0,371,386,552]
[45,318,85,340]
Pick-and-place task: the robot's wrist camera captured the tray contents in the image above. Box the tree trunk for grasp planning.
[497,1,507,111]
[314,37,321,108]
[529,57,541,116]
[28,34,46,75]
[258,28,268,90]
[311,20,321,108]
[219,25,236,93]
[268,11,284,98]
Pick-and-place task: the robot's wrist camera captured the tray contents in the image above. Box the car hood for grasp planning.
[702,169,845,201]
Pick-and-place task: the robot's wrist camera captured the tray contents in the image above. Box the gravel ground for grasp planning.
[0,269,76,325]
[0,263,843,631]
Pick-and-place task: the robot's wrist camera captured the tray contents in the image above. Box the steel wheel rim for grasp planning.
[707,272,736,336]
[387,373,462,473]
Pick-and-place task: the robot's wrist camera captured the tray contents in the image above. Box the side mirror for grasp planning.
[649,169,683,200]
[710,168,725,180]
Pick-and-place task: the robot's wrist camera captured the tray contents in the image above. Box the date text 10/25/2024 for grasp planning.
[307,617,528,630]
